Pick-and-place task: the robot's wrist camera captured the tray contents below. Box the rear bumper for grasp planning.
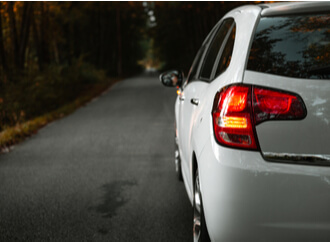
[199,138,330,241]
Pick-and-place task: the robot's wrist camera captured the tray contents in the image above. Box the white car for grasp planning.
[160,2,330,241]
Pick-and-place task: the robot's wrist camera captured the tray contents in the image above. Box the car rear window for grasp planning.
[247,13,330,79]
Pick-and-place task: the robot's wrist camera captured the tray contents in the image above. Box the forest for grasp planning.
[0,1,255,148]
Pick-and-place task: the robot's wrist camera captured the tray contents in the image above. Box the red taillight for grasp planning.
[212,85,258,150]
[253,87,306,125]
[212,85,306,150]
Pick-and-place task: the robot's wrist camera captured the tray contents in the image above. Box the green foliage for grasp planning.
[0,77,115,150]
[0,60,106,131]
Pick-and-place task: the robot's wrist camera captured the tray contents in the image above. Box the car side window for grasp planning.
[199,18,234,82]
[186,24,220,84]
[214,24,236,78]
[186,46,206,83]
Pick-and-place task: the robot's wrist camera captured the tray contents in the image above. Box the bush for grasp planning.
[0,60,107,132]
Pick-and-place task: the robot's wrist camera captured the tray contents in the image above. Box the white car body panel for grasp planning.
[244,70,330,156]
[199,137,330,241]
[178,81,208,199]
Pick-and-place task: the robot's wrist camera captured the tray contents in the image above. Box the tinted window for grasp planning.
[186,25,219,83]
[215,25,236,77]
[248,14,330,79]
[187,46,205,82]
[200,18,234,81]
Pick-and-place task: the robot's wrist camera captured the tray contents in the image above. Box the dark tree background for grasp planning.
[0,1,146,82]
[0,2,146,130]
[0,2,268,131]
[0,2,269,82]
[151,2,250,73]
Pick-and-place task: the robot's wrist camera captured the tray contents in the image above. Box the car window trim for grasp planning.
[210,22,235,80]
[185,22,222,86]
[185,46,206,84]
[199,18,235,83]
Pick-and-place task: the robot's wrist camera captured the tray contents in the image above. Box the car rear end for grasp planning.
[201,2,330,241]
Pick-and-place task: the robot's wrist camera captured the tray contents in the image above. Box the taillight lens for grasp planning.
[253,87,306,124]
[212,85,306,150]
[212,85,258,150]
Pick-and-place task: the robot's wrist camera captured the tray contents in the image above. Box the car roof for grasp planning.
[259,2,330,16]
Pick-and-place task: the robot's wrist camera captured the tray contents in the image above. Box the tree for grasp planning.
[0,2,9,83]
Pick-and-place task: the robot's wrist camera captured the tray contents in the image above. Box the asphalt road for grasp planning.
[0,74,192,241]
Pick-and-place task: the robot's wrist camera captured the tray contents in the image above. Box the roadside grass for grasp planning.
[0,80,118,153]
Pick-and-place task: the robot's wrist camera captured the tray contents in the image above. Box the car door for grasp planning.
[178,18,236,187]
[178,46,207,184]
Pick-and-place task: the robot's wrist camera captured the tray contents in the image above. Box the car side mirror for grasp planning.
[159,70,184,88]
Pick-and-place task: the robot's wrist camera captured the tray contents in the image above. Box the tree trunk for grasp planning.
[8,2,20,70]
[40,2,50,66]
[18,2,33,70]
[116,8,122,77]
[32,2,51,71]
[97,3,105,68]
[8,2,33,71]
[32,10,43,71]
[0,3,9,82]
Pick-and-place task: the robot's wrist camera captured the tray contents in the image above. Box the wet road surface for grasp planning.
[0,74,192,241]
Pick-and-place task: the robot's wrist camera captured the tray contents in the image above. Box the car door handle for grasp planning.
[190,98,199,106]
